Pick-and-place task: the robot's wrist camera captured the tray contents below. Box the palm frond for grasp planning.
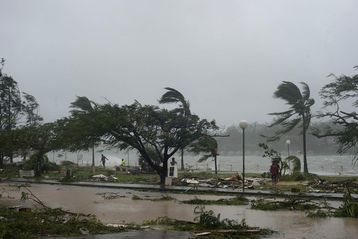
[70,96,95,114]
[159,87,191,115]
[276,117,301,135]
[159,87,186,104]
[198,154,211,162]
[268,111,295,127]
[268,110,293,116]
[300,82,310,101]
[274,81,302,105]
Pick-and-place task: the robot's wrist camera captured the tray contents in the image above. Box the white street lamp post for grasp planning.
[286,139,291,157]
[239,120,248,192]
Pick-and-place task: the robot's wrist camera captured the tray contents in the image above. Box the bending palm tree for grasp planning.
[70,96,98,167]
[159,87,191,170]
[189,135,219,174]
[268,81,314,174]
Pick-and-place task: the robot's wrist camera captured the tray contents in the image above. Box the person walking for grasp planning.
[270,160,280,187]
[101,154,108,168]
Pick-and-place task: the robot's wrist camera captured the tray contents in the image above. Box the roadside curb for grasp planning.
[3,178,357,201]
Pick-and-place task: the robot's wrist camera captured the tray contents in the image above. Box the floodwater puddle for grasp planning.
[1,183,357,239]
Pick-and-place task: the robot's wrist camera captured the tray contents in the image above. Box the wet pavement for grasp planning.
[46,231,193,239]
[1,182,358,239]
[6,178,358,201]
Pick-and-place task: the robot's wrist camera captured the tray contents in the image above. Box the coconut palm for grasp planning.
[189,135,219,174]
[268,81,314,174]
[70,96,97,115]
[159,87,191,116]
[159,87,191,170]
[69,96,98,167]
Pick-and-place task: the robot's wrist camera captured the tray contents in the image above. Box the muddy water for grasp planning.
[1,183,358,239]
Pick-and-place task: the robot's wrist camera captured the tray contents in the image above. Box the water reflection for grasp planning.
[1,183,358,239]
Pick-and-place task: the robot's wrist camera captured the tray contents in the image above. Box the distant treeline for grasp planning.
[215,122,341,156]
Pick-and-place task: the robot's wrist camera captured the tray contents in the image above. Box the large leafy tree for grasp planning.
[102,101,217,187]
[314,66,358,160]
[159,87,191,170]
[268,81,315,174]
[63,89,217,187]
[0,59,41,166]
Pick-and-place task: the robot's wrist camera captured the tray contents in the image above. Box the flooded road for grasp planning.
[1,183,357,239]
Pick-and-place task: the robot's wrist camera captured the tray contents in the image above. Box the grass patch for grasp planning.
[181,196,249,206]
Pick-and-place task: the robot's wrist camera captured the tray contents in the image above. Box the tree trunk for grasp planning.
[180,148,184,170]
[9,151,13,164]
[35,152,44,177]
[0,153,3,168]
[302,116,309,174]
[159,169,166,191]
[162,159,169,189]
[91,143,95,167]
[214,154,218,175]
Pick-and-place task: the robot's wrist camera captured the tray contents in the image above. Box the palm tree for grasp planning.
[189,135,219,174]
[268,81,314,174]
[70,96,97,115]
[70,96,98,167]
[159,87,191,116]
[159,87,191,170]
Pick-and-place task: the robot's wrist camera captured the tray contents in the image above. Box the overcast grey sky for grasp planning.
[0,0,357,127]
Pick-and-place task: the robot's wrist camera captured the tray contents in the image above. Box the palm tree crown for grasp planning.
[159,87,191,116]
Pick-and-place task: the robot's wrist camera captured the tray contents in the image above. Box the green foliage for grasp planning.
[268,81,314,138]
[194,206,222,229]
[258,143,281,162]
[0,206,127,238]
[0,60,43,168]
[60,160,77,168]
[189,135,218,162]
[307,209,330,218]
[285,155,301,173]
[150,195,175,201]
[267,81,314,174]
[316,66,358,161]
[131,194,175,201]
[23,153,59,171]
[60,88,217,185]
[335,190,358,218]
[138,147,161,172]
[132,195,142,200]
[258,143,284,175]
[181,196,249,206]
[144,206,258,233]
[159,87,191,116]
[251,198,320,211]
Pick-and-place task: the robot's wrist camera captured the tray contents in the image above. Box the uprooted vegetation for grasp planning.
[308,189,358,218]
[309,176,358,194]
[131,194,175,201]
[251,197,322,211]
[144,206,273,238]
[251,187,358,219]
[181,196,249,206]
[0,206,134,238]
[0,185,138,238]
